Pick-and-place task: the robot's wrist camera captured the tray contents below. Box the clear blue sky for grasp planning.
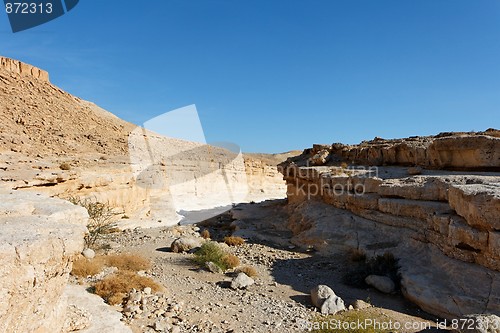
[1,0,499,153]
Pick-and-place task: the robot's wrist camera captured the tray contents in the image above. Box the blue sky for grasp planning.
[1,0,499,153]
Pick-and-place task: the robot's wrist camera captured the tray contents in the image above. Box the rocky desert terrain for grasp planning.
[1,56,499,333]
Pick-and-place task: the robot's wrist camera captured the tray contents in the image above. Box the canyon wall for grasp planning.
[280,132,500,319]
[0,190,88,333]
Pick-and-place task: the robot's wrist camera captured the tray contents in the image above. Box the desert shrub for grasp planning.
[94,270,162,305]
[71,256,105,277]
[59,162,71,170]
[238,266,258,277]
[201,229,211,239]
[193,242,231,271]
[68,197,119,248]
[222,254,240,269]
[312,309,392,333]
[343,252,400,289]
[340,162,348,169]
[224,236,245,246]
[349,248,367,262]
[105,253,151,272]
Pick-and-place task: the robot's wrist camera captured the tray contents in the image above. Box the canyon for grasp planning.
[1,55,499,332]
[279,133,500,318]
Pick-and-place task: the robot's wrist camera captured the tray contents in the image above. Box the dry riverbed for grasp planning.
[75,201,449,333]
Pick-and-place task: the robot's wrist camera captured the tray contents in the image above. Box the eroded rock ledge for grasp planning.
[279,131,500,319]
[0,191,88,333]
[0,56,49,82]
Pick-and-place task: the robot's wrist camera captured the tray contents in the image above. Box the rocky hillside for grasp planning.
[0,56,289,225]
[279,132,500,319]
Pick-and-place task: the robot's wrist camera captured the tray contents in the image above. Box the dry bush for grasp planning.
[71,256,105,277]
[349,248,367,262]
[238,266,258,277]
[340,162,348,169]
[68,197,119,248]
[224,236,245,246]
[59,162,71,170]
[94,271,162,305]
[105,253,151,272]
[222,254,240,269]
[201,229,211,239]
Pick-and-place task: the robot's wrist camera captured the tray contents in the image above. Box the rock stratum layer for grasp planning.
[0,191,88,333]
[280,132,500,319]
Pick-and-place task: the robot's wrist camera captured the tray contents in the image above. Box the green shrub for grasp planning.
[193,242,235,271]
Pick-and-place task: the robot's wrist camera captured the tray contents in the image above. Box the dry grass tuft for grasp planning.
[222,254,240,269]
[71,256,105,277]
[238,266,258,277]
[105,253,151,272]
[94,271,162,305]
[224,236,245,246]
[201,229,211,239]
[349,248,367,262]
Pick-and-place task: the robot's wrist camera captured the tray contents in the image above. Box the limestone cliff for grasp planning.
[279,132,500,319]
[0,191,88,333]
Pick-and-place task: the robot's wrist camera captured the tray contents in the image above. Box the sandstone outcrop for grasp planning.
[279,132,500,319]
[1,56,49,82]
[0,190,88,333]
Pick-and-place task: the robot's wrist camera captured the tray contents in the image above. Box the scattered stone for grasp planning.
[365,275,395,294]
[170,237,202,253]
[230,273,255,289]
[143,287,152,295]
[310,285,346,314]
[408,166,423,175]
[63,304,91,332]
[205,261,223,274]
[82,248,95,259]
[352,299,371,310]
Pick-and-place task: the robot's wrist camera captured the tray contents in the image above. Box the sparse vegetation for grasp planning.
[68,197,119,248]
[105,253,151,272]
[224,236,245,246]
[343,252,400,289]
[222,254,240,269]
[94,270,162,305]
[312,309,392,333]
[193,242,240,271]
[59,162,71,170]
[349,248,367,262]
[201,229,211,239]
[340,162,348,169]
[238,265,258,277]
[71,256,105,277]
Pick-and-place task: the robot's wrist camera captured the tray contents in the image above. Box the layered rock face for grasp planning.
[279,132,500,319]
[0,191,88,333]
[0,56,49,82]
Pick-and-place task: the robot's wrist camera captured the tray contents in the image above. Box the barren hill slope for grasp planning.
[0,56,135,156]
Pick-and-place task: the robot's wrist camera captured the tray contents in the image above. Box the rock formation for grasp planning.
[279,132,500,319]
[0,190,88,333]
[0,56,49,82]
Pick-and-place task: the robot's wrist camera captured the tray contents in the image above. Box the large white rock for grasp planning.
[310,285,346,315]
